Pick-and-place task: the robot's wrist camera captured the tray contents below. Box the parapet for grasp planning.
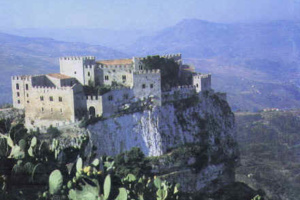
[84,64,96,69]
[133,69,160,74]
[160,53,182,59]
[59,56,96,61]
[12,75,32,81]
[193,73,211,79]
[31,86,73,92]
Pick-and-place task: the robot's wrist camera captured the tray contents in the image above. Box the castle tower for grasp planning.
[192,74,211,93]
[59,56,96,85]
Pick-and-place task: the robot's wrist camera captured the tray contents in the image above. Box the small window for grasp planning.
[40,96,44,101]
[88,72,90,76]
[74,71,77,74]
[26,93,29,97]
[26,84,29,90]
[27,100,29,103]
[108,95,113,101]
[17,92,20,97]
[105,75,109,80]
[17,100,20,104]
[41,107,44,112]
[142,84,146,89]
[16,83,19,90]
[59,97,62,102]
[124,94,129,100]
[50,96,53,101]
[196,84,199,88]
[122,75,126,81]
[150,84,154,88]
[60,108,63,113]
[112,70,116,72]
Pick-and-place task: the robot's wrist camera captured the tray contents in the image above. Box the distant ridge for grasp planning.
[0,32,128,105]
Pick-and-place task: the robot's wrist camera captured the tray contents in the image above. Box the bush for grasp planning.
[46,126,60,138]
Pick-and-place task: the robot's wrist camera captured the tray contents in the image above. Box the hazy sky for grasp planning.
[0,0,300,30]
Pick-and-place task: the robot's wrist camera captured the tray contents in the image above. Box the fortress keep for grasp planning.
[11,54,212,131]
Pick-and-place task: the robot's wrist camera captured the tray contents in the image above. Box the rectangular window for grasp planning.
[60,108,63,113]
[17,92,20,97]
[26,84,29,90]
[88,72,90,76]
[26,93,29,97]
[105,75,109,80]
[27,100,29,103]
[50,96,53,101]
[108,95,113,101]
[16,84,19,90]
[122,75,126,81]
[17,100,20,104]
[150,84,154,88]
[41,107,44,112]
[142,84,146,89]
[40,96,44,101]
[59,97,62,102]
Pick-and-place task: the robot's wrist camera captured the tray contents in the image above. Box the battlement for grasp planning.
[12,75,32,81]
[133,69,160,74]
[193,73,211,79]
[31,86,73,92]
[160,53,182,59]
[86,95,101,101]
[84,64,96,69]
[98,64,133,70]
[59,56,95,61]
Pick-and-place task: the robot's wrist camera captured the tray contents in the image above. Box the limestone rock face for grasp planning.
[87,91,238,192]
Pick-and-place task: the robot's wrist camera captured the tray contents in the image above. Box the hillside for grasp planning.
[0,32,128,104]
[127,19,300,111]
[235,110,300,200]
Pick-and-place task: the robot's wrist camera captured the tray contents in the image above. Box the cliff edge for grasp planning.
[86,90,238,193]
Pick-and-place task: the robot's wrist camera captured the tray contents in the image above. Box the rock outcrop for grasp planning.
[86,90,238,193]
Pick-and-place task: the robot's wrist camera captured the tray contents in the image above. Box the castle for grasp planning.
[11,54,212,132]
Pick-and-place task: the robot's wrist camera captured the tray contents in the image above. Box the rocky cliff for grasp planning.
[85,90,238,193]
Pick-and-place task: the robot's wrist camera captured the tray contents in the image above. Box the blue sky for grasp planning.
[0,0,300,30]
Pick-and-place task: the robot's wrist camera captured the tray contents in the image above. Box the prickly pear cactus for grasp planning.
[49,169,63,195]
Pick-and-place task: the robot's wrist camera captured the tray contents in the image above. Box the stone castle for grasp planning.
[11,54,212,132]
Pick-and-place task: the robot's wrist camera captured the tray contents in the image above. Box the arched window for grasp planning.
[89,107,96,118]
[16,83,19,90]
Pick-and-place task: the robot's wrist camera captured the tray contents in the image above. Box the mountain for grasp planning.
[2,28,153,50]
[0,32,128,105]
[127,19,300,111]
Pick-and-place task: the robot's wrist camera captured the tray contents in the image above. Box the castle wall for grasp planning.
[162,85,197,102]
[97,65,134,87]
[101,88,134,117]
[24,86,76,131]
[193,74,212,93]
[86,96,103,117]
[59,56,95,85]
[84,65,96,86]
[132,70,162,106]
[11,76,33,109]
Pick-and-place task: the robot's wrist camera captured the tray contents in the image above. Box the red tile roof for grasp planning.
[47,73,73,79]
[97,59,132,65]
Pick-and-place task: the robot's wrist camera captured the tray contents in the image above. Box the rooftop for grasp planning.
[97,58,132,66]
[47,73,73,80]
